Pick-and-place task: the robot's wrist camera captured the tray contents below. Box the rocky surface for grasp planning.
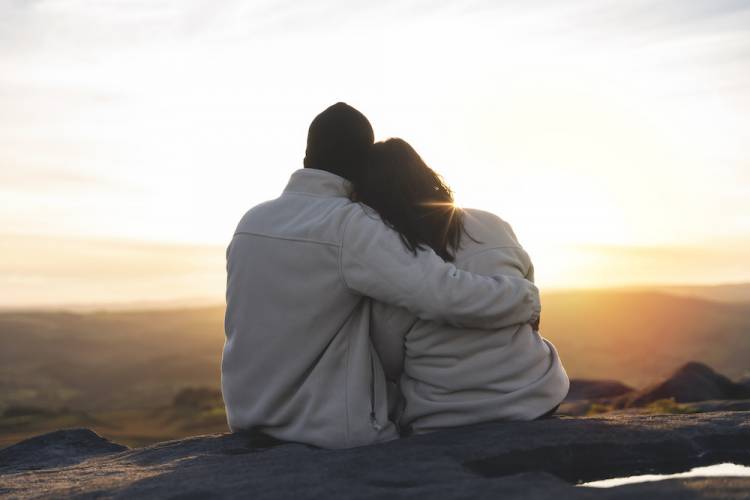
[0,429,126,471]
[1,412,749,499]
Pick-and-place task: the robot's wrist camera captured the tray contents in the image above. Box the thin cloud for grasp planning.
[0,166,112,190]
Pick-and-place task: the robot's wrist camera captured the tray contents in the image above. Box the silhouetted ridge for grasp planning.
[614,362,750,408]
[565,379,634,401]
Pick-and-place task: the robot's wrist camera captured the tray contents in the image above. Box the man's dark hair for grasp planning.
[304,102,374,182]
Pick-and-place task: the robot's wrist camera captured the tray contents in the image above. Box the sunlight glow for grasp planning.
[1,1,749,306]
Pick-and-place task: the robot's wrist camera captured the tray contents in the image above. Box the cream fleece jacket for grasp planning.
[371,208,570,433]
[222,169,541,448]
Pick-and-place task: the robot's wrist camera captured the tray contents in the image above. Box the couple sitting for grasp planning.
[221,103,569,449]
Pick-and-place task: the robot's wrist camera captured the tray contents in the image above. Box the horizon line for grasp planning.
[2,280,749,314]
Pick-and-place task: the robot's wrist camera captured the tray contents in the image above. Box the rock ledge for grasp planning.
[1,412,749,499]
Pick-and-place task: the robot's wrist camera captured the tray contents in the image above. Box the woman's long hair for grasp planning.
[352,138,466,262]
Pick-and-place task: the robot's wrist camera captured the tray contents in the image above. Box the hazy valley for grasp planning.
[1,286,748,447]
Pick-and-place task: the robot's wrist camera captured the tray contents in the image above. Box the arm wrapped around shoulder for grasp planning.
[340,207,540,330]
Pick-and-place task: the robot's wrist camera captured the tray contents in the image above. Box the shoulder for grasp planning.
[340,203,423,263]
[340,202,390,236]
[234,197,280,231]
[235,194,363,245]
[460,208,520,247]
[345,201,383,222]
[462,207,511,229]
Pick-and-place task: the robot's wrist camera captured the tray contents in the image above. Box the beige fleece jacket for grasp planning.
[222,169,541,449]
[371,208,570,433]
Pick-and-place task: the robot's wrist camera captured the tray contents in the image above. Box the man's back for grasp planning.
[222,168,398,448]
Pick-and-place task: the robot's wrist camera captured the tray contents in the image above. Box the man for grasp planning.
[221,102,540,449]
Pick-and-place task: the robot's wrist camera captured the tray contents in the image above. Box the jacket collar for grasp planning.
[283,168,352,198]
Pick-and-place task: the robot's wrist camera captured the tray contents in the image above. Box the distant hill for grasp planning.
[647,283,750,304]
[0,289,748,414]
[541,290,750,387]
[0,386,228,448]
[611,361,750,408]
[564,379,634,402]
[0,307,225,412]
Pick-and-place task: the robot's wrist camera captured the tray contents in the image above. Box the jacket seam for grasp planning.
[337,209,359,293]
[344,324,351,446]
[283,191,349,199]
[234,231,340,248]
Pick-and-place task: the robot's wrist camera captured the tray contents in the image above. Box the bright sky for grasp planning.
[1,0,749,308]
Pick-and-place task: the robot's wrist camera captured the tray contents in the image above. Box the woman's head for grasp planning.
[353,138,464,261]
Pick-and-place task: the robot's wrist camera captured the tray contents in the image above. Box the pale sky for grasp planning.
[1,0,749,308]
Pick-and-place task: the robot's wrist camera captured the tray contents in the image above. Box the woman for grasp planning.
[353,138,569,434]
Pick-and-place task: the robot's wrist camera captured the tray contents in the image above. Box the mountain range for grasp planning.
[0,288,748,413]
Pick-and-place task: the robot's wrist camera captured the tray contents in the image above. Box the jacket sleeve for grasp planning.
[339,207,540,330]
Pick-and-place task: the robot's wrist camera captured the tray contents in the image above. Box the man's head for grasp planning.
[304,102,374,182]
